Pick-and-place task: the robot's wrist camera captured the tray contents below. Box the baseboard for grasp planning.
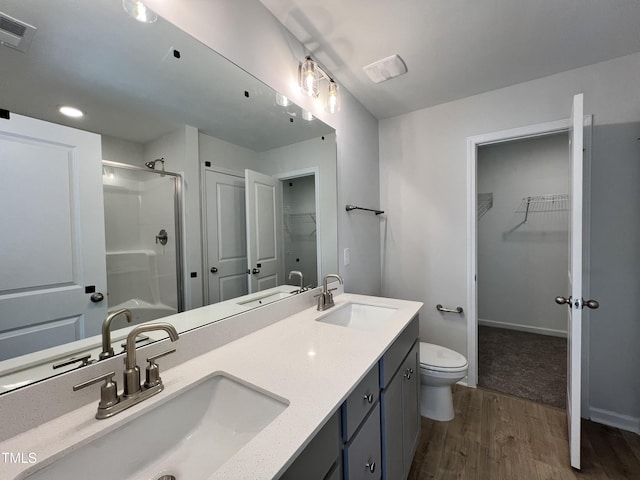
[589,406,640,434]
[478,318,567,338]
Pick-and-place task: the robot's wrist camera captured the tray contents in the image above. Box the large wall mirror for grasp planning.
[0,0,337,393]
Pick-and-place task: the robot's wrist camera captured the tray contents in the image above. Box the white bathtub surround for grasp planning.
[0,290,421,479]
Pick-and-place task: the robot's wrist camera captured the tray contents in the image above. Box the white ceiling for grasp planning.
[259,0,640,119]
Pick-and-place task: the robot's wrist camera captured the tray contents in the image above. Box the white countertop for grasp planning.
[0,293,422,480]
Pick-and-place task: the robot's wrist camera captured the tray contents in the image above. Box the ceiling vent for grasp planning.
[363,54,408,84]
[0,12,36,53]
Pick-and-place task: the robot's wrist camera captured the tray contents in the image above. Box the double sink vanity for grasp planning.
[0,283,422,480]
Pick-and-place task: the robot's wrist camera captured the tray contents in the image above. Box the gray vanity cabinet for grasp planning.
[341,364,382,480]
[279,409,342,480]
[379,315,420,480]
[344,402,382,479]
[381,341,420,480]
[280,315,420,480]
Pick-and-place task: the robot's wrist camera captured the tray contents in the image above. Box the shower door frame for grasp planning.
[102,160,185,313]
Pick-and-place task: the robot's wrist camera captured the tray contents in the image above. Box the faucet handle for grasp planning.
[73,371,119,411]
[145,349,176,388]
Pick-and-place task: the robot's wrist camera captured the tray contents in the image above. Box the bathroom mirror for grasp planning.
[0,0,336,393]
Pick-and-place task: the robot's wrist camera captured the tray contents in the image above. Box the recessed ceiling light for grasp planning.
[58,105,84,118]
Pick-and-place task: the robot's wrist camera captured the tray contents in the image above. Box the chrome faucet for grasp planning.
[73,322,179,419]
[316,274,344,311]
[99,309,132,360]
[288,270,305,291]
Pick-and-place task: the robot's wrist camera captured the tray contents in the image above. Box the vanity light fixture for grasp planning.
[58,105,84,118]
[298,56,340,114]
[122,0,158,24]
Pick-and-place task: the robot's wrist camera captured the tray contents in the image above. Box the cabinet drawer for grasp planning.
[280,410,341,480]
[379,315,419,388]
[342,363,379,441]
[344,403,381,480]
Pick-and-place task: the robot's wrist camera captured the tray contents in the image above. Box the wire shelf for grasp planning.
[516,193,569,215]
[477,193,493,220]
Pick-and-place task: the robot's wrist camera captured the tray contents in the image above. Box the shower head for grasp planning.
[144,158,165,171]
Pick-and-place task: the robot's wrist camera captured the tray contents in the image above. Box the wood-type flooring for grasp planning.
[408,386,640,480]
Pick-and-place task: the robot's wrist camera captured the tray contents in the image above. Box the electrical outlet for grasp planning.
[343,248,350,266]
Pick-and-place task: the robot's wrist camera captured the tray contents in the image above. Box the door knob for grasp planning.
[210,267,218,274]
[90,292,105,303]
[584,299,599,309]
[252,268,260,274]
[555,296,571,305]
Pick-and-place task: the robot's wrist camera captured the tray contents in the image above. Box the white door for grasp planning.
[0,114,107,360]
[245,169,284,293]
[203,169,248,303]
[564,93,585,469]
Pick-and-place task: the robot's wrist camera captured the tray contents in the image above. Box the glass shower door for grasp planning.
[102,161,183,328]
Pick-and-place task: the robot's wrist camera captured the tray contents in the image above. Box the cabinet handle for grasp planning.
[404,369,412,380]
[365,458,376,473]
[363,393,374,404]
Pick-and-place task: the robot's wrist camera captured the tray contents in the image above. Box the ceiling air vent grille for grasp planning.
[0,12,36,52]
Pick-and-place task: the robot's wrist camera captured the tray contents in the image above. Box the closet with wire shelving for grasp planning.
[476,132,570,408]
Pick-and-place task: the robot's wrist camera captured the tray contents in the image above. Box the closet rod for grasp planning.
[345,204,384,215]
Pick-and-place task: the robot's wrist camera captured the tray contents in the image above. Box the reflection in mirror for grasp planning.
[0,0,337,394]
[103,161,184,326]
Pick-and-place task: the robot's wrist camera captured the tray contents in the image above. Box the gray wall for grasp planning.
[380,52,640,431]
[145,0,382,296]
[477,134,569,336]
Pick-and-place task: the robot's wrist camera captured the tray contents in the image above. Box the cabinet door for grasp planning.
[402,342,420,469]
[381,341,420,480]
[381,371,403,480]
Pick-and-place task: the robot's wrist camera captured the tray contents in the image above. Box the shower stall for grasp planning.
[102,161,183,329]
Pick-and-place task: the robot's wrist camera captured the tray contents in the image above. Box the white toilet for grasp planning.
[419,342,468,421]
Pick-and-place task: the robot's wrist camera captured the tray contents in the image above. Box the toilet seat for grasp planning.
[419,342,467,373]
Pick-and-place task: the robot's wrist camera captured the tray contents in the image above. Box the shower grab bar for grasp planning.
[436,304,463,314]
[345,204,384,215]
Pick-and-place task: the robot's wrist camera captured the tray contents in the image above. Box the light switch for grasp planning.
[343,248,350,266]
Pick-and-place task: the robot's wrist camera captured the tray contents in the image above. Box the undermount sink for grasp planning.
[24,373,288,480]
[317,302,397,330]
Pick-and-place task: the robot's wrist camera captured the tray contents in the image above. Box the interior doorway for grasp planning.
[467,120,577,379]
[476,134,569,407]
[467,116,593,410]
[279,173,318,289]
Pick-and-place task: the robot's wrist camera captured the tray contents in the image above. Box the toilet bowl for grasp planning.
[419,342,468,421]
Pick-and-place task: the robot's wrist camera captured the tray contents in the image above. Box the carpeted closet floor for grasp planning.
[477,326,567,408]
